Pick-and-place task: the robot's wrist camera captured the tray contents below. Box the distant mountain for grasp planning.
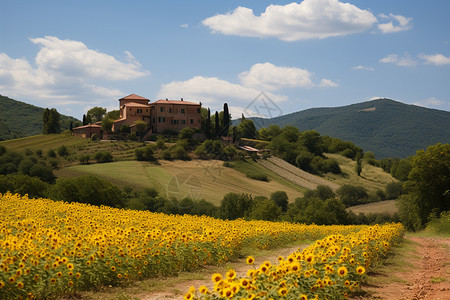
[0,95,81,141]
[245,98,450,158]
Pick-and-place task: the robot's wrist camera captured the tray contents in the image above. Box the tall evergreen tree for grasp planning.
[82,114,87,126]
[223,103,230,136]
[42,108,61,134]
[206,108,211,138]
[215,111,219,138]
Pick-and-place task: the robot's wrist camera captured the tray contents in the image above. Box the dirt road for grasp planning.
[355,236,449,300]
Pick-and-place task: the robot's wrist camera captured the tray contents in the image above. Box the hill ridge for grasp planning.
[246,98,450,158]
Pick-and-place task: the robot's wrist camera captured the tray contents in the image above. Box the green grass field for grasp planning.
[347,200,398,215]
[55,160,305,205]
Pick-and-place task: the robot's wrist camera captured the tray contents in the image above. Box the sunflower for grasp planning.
[226,269,236,280]
[212,273,222,283]
[278,287,288,296]
[337,266,348,277]
[246,256,255,265]
[300,294,308,300]
[199,285,209,294]
[356,266,365,275]
[183,292,194,300]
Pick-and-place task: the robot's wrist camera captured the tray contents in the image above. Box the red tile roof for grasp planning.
[153,99,200,105]
[123,102,151,108]
[119,94,149,101]
[73,124,101,130]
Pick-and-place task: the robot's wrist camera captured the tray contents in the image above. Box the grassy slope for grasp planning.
[347,200,398,215]
[324,153,397,193]
[56,160,305,206]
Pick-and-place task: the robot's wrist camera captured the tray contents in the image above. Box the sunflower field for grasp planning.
[186,223,404,299]
[0,192,402,299]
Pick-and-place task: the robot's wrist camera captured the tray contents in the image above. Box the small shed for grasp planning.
[238,145,260,155]
[72,124,101,138]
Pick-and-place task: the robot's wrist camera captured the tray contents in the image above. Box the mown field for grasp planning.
[0,193,404,300]
[55,160,306,205]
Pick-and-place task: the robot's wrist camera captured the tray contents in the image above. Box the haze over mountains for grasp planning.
[244,98,450,158]
[1,95,449,158]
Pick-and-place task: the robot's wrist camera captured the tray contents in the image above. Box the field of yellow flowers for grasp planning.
[187,223,404,299]
[0,192,402,299]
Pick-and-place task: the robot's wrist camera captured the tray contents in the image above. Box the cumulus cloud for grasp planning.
[202,0,377,41]
[377,13,412,33]
[157,75,287,106]
[238,62,314,90]
[157,62,337,116]
[419,53,450,66]
[0,36,149,108]
[318,78,339,87]
[352,65,374,71]
[413,97,448,108]
[379,53,417,67]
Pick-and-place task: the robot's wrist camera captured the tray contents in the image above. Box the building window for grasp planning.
[190,119,194,124]
[137,109,142,114]
[146,109,148,112]
[197,108,200,113]
[169,108,172,113]
[181,120,186,125]
[173,120,179,125]
[181,108,185,114]
[158,117,166,123]
[160,107,164,112]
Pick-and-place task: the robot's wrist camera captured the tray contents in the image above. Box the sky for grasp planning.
[1,0,449,120]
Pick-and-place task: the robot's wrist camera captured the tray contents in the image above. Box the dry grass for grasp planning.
[324,153,397,193]
[56,160,305,205]
[347,200,398,215]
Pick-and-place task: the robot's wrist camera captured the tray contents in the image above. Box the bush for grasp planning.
[8,174,49,198]
[385,181,404,199]
[91,134,99,141]
[171,145,190,160]
[57,145,69,157]
[249,199,281,221]
[336,184,368,206]
[161,149,172,160]
[135,145,156,161]
[79,154,90,164]
[18,158,35,175]
[49,175,125,208]
[47,149,57,158]
[0,145,6,156]
[155,138,166,149]
[0,163,18,175]
[128,133,137,141]
[246,172,268,182]
[270,191,289,212]
[94,151,113,163]
[29,164,55,183]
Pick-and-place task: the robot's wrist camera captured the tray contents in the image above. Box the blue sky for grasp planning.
[1,0,449,120]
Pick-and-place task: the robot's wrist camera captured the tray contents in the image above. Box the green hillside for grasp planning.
[249,99,450,158]
[0,95,80,140]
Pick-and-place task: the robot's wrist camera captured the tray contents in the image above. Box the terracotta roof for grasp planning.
[119,94,149,101]
[73,124,101,130]
[153,99,200,105]
[123,102,151,108]
[113,117,127,123]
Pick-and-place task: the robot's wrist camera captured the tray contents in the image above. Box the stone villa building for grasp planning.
[73,94,202,138]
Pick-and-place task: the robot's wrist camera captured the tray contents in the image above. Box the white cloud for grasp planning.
[379,53,417,67]
[377,13,412,33]
[419,53,450,66]
[318,78,339,87]
[352,65,374,71]
[413,97,448,108]
[157,75,287,107]
[202,0,377,41]
[0,36,149,108]
[180,24,189,28]
[238,62,314,91]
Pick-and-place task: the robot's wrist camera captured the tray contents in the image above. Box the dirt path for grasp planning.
[355,236,450,299]
[137,243,306,300]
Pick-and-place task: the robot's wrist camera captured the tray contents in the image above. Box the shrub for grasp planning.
[79,154,90,164]
[385,181,404,199]
[49,175,125,208]
[161,149,172,160]
[57,145,69,157]
[135,145,156,161]
[29,164,55,183]
[155,137,166,149]
[249,199,281,221]
[246,172,268,182]
[171,145,190,160]
[270,191,288,212]
[336,185,368,206]
[18,158,35,175]
[47,149,57,158]
[91,133,98,141]
[8,174,49,198]
[0,145,6,156]
[94,151,113,163]
[128,133,137,141]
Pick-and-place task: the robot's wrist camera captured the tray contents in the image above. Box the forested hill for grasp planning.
[248,98,450,158]
[0,95,80,141]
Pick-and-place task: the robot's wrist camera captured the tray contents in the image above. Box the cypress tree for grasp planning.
[223,103,230,136]
[215,111,219,138]
[206,108,211,138]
